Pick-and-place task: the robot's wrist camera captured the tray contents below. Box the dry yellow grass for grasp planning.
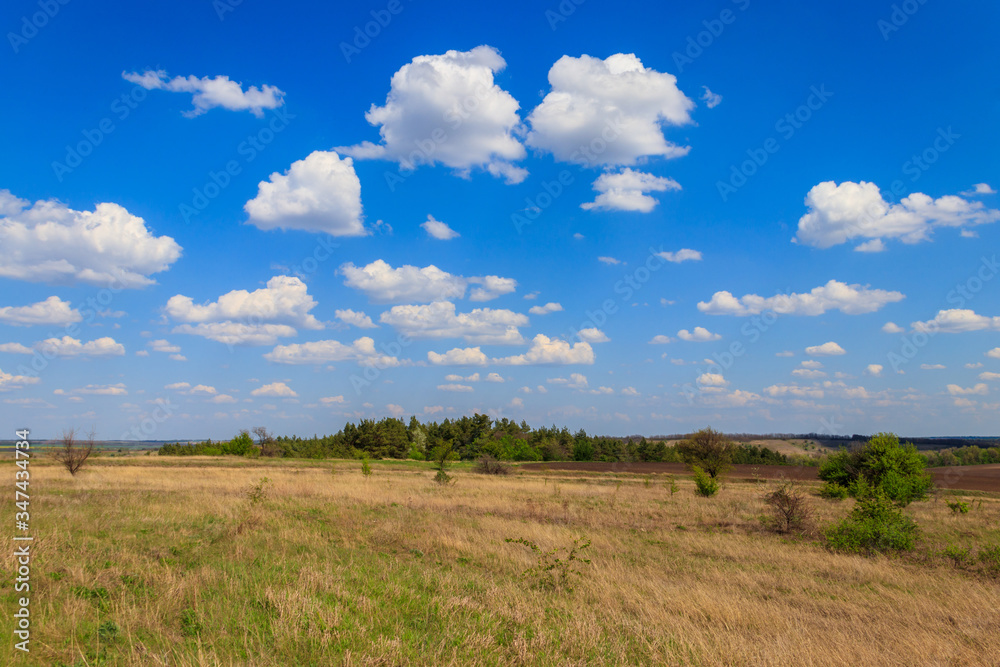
[2,457,998,666]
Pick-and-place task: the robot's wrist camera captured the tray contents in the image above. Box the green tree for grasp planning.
[818,432,932,506]
[676,428,734,479]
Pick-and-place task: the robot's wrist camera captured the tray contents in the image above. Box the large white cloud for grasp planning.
[580,168,681,213]
[337,45,527,183]
[0,190,181,287]
[526,53,693,166]
[244,151,366,236]
[911,309,1000,333]
[1,336,124,357]
[698,280,904,316]
[0,297,81,326]
[166,275,321,345]
[380,301,527,344]
[263,337,398,367]
[795,181,1000,249]
[122,70,285,117]
[340,260,515,303]
[496,334,595,365]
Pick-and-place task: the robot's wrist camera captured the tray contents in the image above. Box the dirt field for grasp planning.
[519,462,1000,492]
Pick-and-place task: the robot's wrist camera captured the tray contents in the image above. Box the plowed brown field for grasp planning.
[518,461,1000,492]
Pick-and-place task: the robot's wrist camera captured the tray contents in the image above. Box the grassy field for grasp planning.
[2,457,999,666]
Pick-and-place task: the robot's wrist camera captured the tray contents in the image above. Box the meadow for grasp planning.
[2,456,999,666]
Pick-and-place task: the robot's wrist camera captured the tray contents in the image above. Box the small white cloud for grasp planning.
[621,386,639,396]
[1,336,125,358]
[529,302,563,315]
[677,327,721,342]
[386,403,405,417]
[251,381,298,397]
[911,309,1000,334]
[696,372,727,387]
[946,383,988,396]
[581,168,681,213]
[966,362,984,369]
[882,322,904,334]
[264,337,398,367]
[960,183,996,196]
[122,69,285,117]
[657,249,702,263]
[597,256,621,265]
[920,364,946,370]
[866,364,883,376]
[854,239,885,253]
[800,360,824,369]
[421,215,460,240]
[577,328,610,343]
[210,394,237,404]
[700,86,722,108]
[148,339,181,354]
[320,396,345,404]
[485,372,504,383]
[427,346,489,366]
[336,309,377,329]
[805,341,846,356]
[989,348,1000,359]
[496,334,594,365]
[978,372,1000,381]
[649,335,672,344]
[775,351,795,357]
[437,383,474,393]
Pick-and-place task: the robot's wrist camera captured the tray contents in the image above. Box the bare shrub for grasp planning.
[53,428,96,476]
[763,481,811,533]
[474,455,511,475]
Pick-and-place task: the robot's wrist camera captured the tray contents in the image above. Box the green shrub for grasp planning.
[977,544,1000,574]
[505,536,591,592]
[361,459,372,477]
[818,482,849,499]
[943,544,970,566]
[818,432,932,506]
[946,500,970,514]
[824,492,918,554]
[692,465,719,497]
[677,428,734,479]
[98,620,119,642]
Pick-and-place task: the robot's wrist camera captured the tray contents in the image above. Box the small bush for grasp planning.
[946,500,970,514]
[692,465,719,497]
[361,459,373,477]
[98,620,119,642]
[53,428,96,476]
[505,536,591,592]
[763,482,811,533]
[245,477,270,505]
[824,492,918,555]
[943,544,970,566]
[474,455,512,475]
[977,544,1000,574]
[818,482,849,499]
[433,469,453,485]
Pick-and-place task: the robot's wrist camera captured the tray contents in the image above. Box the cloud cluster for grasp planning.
[0,190,181,288]
[341,260,515,303]
[380,302,527,344]
[677,327,720,342]
[526,53,693,166]
[794,181,1000,249]
[0,368,40,392]
[0,336,124,357]
[698,280,904,316]
[264,337,399,367]
[122,70,285,117]
[338,46,527,182]
[166,276,321,346]
[244,151,366,236]
[580,168,680,213]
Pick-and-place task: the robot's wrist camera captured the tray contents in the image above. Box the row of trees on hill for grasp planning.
[158,416,793,464]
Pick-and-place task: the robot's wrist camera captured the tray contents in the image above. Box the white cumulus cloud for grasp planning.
[794,181,1000,249]
[580,168,681,213]
[263,337,399,367]
[656,248,702,263]
[911,309,1000,333]
[806,342,846,356]
[0,190,181,288]
[529,302,563,315]
[0,296,81,326]
[335,309,377,329]
[251,381,298,397]
[526,53,693,166]
[427,346,488,366]
[337,45,527,183]
[496,334,594,365]
[946,383,988,396]
[677,327,720,342]
[244,151,366,236]
[380,301,527,344]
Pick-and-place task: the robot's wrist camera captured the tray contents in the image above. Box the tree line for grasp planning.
[158,416,791,464]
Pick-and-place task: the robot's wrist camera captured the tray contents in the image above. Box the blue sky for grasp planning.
[2,0,999,440]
